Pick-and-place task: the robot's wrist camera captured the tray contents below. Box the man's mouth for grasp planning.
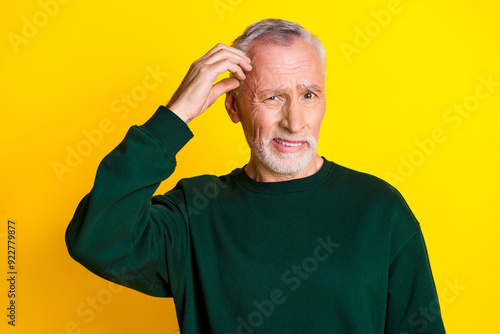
[272,138,307,153]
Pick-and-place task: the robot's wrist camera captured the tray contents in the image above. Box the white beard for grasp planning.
[244,129,318,175]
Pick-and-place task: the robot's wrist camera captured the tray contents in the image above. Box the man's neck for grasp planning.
[244,154,324,183]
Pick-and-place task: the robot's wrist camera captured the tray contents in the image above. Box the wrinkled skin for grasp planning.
[225,38,326,182]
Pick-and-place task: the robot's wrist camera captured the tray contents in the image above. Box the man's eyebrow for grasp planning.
[298,84,323,93]
[257,84,323,98]
[257,88,287,98]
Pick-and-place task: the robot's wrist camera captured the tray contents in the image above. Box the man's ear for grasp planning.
[225,91,241,124]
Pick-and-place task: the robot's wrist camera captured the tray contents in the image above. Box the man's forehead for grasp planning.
[248,39,314,61]
[239,38,325,98]
[245,39,323,75]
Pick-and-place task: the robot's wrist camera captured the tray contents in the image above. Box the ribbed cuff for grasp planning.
[139,105,194,159]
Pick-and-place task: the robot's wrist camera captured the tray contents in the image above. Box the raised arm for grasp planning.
[65,44,252,296]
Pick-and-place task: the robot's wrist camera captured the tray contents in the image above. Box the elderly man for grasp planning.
[66,19,446,333]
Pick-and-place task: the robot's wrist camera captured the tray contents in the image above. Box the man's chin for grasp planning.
[262,150,315,175]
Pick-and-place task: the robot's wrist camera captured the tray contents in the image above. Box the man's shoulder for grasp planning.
[179,167,242,183]
[329,160,398,195]
[326,159,413,211]
[170,167,244,194]
[327,160,421,230]
[155,168,243,210]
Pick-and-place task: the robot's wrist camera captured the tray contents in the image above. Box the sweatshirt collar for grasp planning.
[234,157,334,193]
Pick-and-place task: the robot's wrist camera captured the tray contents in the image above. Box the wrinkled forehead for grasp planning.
[242,39,325,94]
[247,37,321,68]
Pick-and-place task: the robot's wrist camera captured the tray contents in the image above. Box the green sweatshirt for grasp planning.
[66,106,446,334]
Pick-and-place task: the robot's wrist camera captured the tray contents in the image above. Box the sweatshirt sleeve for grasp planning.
[385,208,447,333]
[65,106,193,297]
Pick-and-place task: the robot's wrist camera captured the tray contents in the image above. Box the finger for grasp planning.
[201,43,229,59]
[211,78,241,99]
[197,58,247,84]
[199,44,252,70]
[200,54,251,76]
[209,48,253,72]
[198,51,252,75]
[203,43,252,63]
[228,62,247,80]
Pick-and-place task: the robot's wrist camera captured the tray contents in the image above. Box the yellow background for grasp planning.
[1,0,499,333]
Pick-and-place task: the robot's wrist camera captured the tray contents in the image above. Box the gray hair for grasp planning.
[230,18,326,99]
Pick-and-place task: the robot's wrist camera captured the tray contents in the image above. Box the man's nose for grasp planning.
[280,99,305,133]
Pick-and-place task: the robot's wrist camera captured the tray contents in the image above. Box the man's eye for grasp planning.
[304,92,316,99]
[267,96,277,101]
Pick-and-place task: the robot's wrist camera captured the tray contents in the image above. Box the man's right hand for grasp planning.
[166,43,252,124]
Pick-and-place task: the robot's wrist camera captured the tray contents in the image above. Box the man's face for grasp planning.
[229,37,326,177]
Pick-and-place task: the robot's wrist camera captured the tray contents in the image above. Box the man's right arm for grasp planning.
[65,44,252,296]
[65,106,194,297]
